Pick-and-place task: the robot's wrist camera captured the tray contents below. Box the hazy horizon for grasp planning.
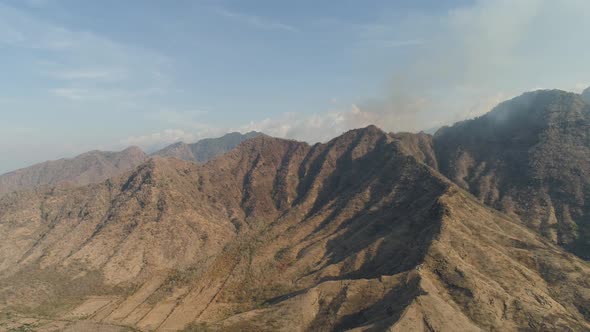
[2,2,590,330]
[2,0,590,173]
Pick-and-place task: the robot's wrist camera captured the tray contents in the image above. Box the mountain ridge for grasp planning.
[0,146,148,197]
[151,131,264,163]
[0,131,265,198]
[1,125,589,331]
[434,89,590,259]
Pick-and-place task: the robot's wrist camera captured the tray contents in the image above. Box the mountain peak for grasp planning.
[486,89,583,120]
[0,147,148,196]
[348,124,384,135]
[434,89,590,258]
[120,145,146,157]
[152,131,265,163]
[2,123,590,331]
[435,89,589,141]
[326,124,387,145]
[165,141,188,148]
[122,145,143,152]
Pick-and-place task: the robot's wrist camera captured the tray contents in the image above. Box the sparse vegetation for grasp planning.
[8,323,37,332]
[182,322,214,332]
[1,118,590,331]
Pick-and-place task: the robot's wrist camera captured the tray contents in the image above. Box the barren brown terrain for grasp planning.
[152,132,263,163]
[0,132,264,201]
[0,147,147,198]
[1,121,590,331]
[434,90,590,259]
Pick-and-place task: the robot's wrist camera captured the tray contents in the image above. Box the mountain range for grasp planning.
[151,131,263,162]
[434,90,590,259]
[0,146,148,197]
[0,131,261,198]
[1,89,590,331]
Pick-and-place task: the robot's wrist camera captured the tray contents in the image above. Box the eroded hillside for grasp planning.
[0,147,148,197]
[434,90,590,259]
[1,126,589,331]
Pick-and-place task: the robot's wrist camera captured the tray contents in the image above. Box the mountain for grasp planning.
[434,90,590,259]
[582,86,590,103]
[1,126,589,331]
[0,147,147,197]
[0,132,263,199]
[151,131,263,163]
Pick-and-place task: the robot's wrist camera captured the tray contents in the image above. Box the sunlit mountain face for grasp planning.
[2,1,590,331]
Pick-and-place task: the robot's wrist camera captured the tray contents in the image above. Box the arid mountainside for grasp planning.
[151,131,262,162]
[1,126,589,331]
[434,90,590,259]
[0,132,263,200]
[0,147,147,197]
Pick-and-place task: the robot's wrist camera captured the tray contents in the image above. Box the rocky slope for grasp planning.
[1,126,589,331]
[0,131,262,199]
[434,90,590,259]
[151,131,263,163]
[0,147,147,197]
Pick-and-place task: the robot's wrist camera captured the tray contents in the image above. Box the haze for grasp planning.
[1,0,590,174]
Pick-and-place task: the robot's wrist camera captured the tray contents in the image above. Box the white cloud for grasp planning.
[572,83,590,94]
[449,92,509,124]
[0,3,173,107]
[118,107,374,151]
[120,105,377,150]
[7,0,590,166]
[119,91,509,151]
[343,0,590,133]
[237,105,379,143]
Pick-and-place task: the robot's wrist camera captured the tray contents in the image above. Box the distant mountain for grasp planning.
[0,131,263,198]
[152,131,263,162]
[0,146,147,197]
[1,126,589,331]
[434,90,590,258]
[582,86,590,103]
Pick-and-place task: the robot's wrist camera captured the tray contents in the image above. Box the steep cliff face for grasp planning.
[0,146,148,197]
[1,126,589,331]
[434,90,590,259]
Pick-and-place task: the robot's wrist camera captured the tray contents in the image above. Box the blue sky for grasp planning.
[1,0,590,173]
